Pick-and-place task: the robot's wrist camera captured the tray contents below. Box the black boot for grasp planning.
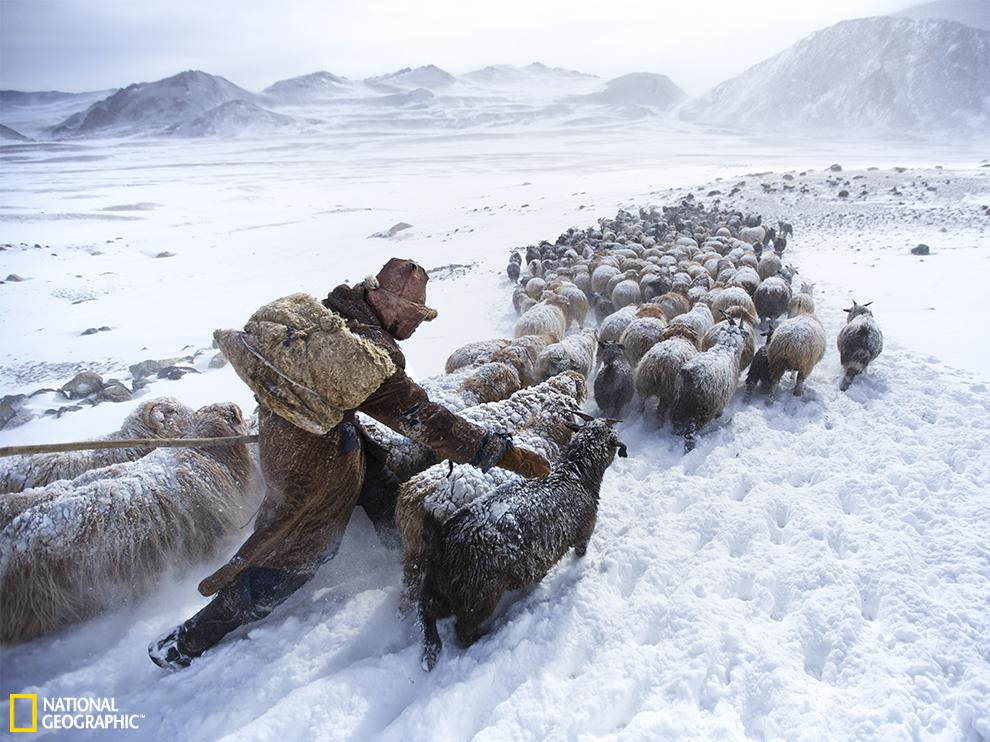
[149,567,310,671]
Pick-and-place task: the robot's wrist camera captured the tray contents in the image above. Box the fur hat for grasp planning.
[366,258,438,340]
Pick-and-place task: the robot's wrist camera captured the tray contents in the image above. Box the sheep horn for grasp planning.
[568,408,595,422]
[862,301,873,308]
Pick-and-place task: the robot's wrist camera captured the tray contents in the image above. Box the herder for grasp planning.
[150,258,550,669]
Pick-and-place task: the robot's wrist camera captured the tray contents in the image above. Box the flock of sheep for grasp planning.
[503,200,884,450]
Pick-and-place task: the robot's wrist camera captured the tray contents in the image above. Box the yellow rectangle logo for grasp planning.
[9,694,38,733]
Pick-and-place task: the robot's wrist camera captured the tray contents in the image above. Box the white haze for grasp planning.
[1,0,915,95]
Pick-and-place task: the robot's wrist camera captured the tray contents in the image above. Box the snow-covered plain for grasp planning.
[2,124,990,740]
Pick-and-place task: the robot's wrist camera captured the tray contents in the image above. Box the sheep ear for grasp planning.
[564,421,582,433]
[843,306,853,313]
[862,301,873,307]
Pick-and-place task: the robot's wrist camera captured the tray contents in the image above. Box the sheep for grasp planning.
[779,264,799,286]
[619,316,668,366]
[634,324,699,423]
[528,259,543,279]
[641,273,672,302]
[525,276,546,300]
[671,317,745,451]
[837,301,883,390]
[766,307,826,397]
[777,220,794,238]
[591,293,616,325]
[512,286,535,316]
[591,264,620,294]
[0,403,258,644]
[757,252,782,281]
[490,335,549,387]
[0,398,194,495]
[744,325,775,400]
[444,339,510,375]
[507,252,522,283]
[596,305,638,344]
[668,303,714,347]
[422,362,523,411]
[710,286,757,328]
[534,330,597,383]
[788,283,815,317]
[611,278,642,309]
[651,291,691,322]
[738,225,766,246]
[396,372,587,605]
[555,283,590,329]
[753,276,792,324]
[594,341,634,418]
[514,298,567,343]
[704,306,757,370]
[419,417,626,670]
[729,267,761,297]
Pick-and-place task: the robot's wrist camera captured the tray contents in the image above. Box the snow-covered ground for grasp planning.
[2,125,989,740]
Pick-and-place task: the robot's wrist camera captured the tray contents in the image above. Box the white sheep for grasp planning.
[634,324,699,423]
[534,329,597,383]
[514,298,567,343]
[767,306,826,397]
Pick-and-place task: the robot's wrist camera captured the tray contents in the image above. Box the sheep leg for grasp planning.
[453,593,500,648]
[793,372,806,397]
[840,369,858,391]
[399,557,422,616]
[419,579,446,672]
[573,513,598,557]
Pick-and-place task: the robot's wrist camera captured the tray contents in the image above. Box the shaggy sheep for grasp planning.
[596,305,638,344]
[591,265,620,295]
[651,292,691,322]
[668,304,714,347]
[611,278,642,309]
[422,362,523,411]
[594,341,634,418]
[0,403,258,644]
[592,294,616,325]
[753,276,792,324]
[634,324,699,423]
[490,335,550,388]
[744,325,775,400]
[525,276,546,300]
[710,286,757,328]
[619,317,668,366]
[757,252,782,281]
[396,372,587,605]
[671,318,745,451]
[512,286,535,316]
[419,417,626,670]
[729,267,761,297]
[837,301,883,390]
[444,339,511,375]
[556,284,589,329]
[704,306,757,370]
[507,252,522,283]
[514,299,567,343]
[788,283,815,318]
[738,225,766,246]
[766,307,826,397]
[0,398,194,495]
[534,330,597,383]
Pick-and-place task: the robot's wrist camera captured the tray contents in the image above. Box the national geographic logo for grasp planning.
[7,694,144,733]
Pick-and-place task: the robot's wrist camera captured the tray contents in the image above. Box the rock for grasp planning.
[129,359,163,380]
[51,405,83,418]
[207,352,228,369]
[95,381,133,403]
[829,163,843,172]
[911,244,931,255]
[80,326,112,336]
[132,378,152,392]
[368,222,413,239]
[5,274,25,282]
[838,190,850,198]
[154,251,176,258]
[157,365,200,381]
[60,371,104,399]
[0,394,28,430]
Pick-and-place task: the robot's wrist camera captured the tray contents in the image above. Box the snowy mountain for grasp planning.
[0,123,31,141]
[262,71,353,103]
[164,100,299,138]
[895,0,990,29]
[49,70,258,138]
[365,65,456,92]
[465,62,597,84]
[578,72,686,110]
[683,16,990,132]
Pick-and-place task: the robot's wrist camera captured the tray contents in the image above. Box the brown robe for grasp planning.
[198,285,488,596]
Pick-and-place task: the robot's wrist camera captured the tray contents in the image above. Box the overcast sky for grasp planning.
[1,0,916,95]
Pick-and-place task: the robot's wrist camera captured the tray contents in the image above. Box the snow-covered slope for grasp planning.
[49,70,258,138]
[895,0,990,29]
[0,123,31,141]
[465,62,597,85]
[683,16,990,132]
[164,100,298,138]
[0,89,116,139]
[262,71,354,103]
[578,72,686,110]
[365,65,456,92]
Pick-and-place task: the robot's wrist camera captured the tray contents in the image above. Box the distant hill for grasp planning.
[263,71,352,103]
[0,123,32,141]
[579,73,686,110]
[894,0,990,29]
[0,89,117,108]
[683,16,990,132]
[465,62,597,84]
[165,100,298,137]
[365,65,456,92]
[50,70,257,137]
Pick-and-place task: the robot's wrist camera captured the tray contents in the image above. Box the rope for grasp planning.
[0,435,259,458]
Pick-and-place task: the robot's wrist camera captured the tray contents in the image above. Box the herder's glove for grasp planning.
[471,429,550,478]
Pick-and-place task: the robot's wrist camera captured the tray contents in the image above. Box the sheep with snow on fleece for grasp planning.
[596,305,638,344]
[704,305,757,369]
[744,324,776,401]
[788,283,815,317]
[753,276,792,324]
[491,335,550,388]
[591,264,621,295]
[525,276,546,301]
[729,267,761,297]
[591,293,616,325]
[514,297,567,343]
[668,303,714,347]
[547,282,589,329]
[594,340,634,418]
[0,397,193,496]
[766,304,826,397]
[534,329,597,383]
[671,316,745,452]
[619,316,668,366]
[421,362,522,411]
[837,301,883,391]
[0,403,257,644]
[444,339,511,375]
[710,287,757,328]
[651,291,691,322]
[611,277,642,309]
[506,252,522,283]
[634,324,699,424]
[757,252,782,281]
[418,416,626,670]
[512,286,535,316]
[396,371,587,606]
